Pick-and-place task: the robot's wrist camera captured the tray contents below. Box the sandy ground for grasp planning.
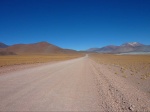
[0,56,149,111]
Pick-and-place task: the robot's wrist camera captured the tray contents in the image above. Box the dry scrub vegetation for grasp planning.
[0,53,84,67]
[90,54,150,80]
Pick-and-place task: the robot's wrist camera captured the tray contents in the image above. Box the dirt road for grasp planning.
[0,56,149,111]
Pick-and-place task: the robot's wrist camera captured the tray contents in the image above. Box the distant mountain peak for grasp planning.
[34,41,50,45]
[121,42,144,47]
[37,41,49,44]
[31,41,59,48]
[0,42,9,48]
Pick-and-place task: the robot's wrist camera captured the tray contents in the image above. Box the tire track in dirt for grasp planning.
[90,60,131,111]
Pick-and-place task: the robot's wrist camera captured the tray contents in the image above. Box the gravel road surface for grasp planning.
[0,56,149,111]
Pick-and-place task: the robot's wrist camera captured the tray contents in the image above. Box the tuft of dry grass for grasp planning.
[0,53,84,67]
[115,72,118,75]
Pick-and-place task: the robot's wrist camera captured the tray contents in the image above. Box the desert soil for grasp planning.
[0,56,149,111]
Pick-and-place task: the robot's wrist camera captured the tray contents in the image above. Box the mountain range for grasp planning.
[0,42,76,55]
[1,42,150,55]
[87,42,150,53]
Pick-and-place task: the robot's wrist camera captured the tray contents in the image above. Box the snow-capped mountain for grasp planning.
[121,42,144,47]
[87,42,150,53]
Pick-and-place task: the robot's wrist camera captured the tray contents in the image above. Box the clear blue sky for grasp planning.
[0,0,150,50]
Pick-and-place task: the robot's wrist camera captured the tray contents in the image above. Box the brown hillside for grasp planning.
[0,42,76,54]
[0,51,16,55]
